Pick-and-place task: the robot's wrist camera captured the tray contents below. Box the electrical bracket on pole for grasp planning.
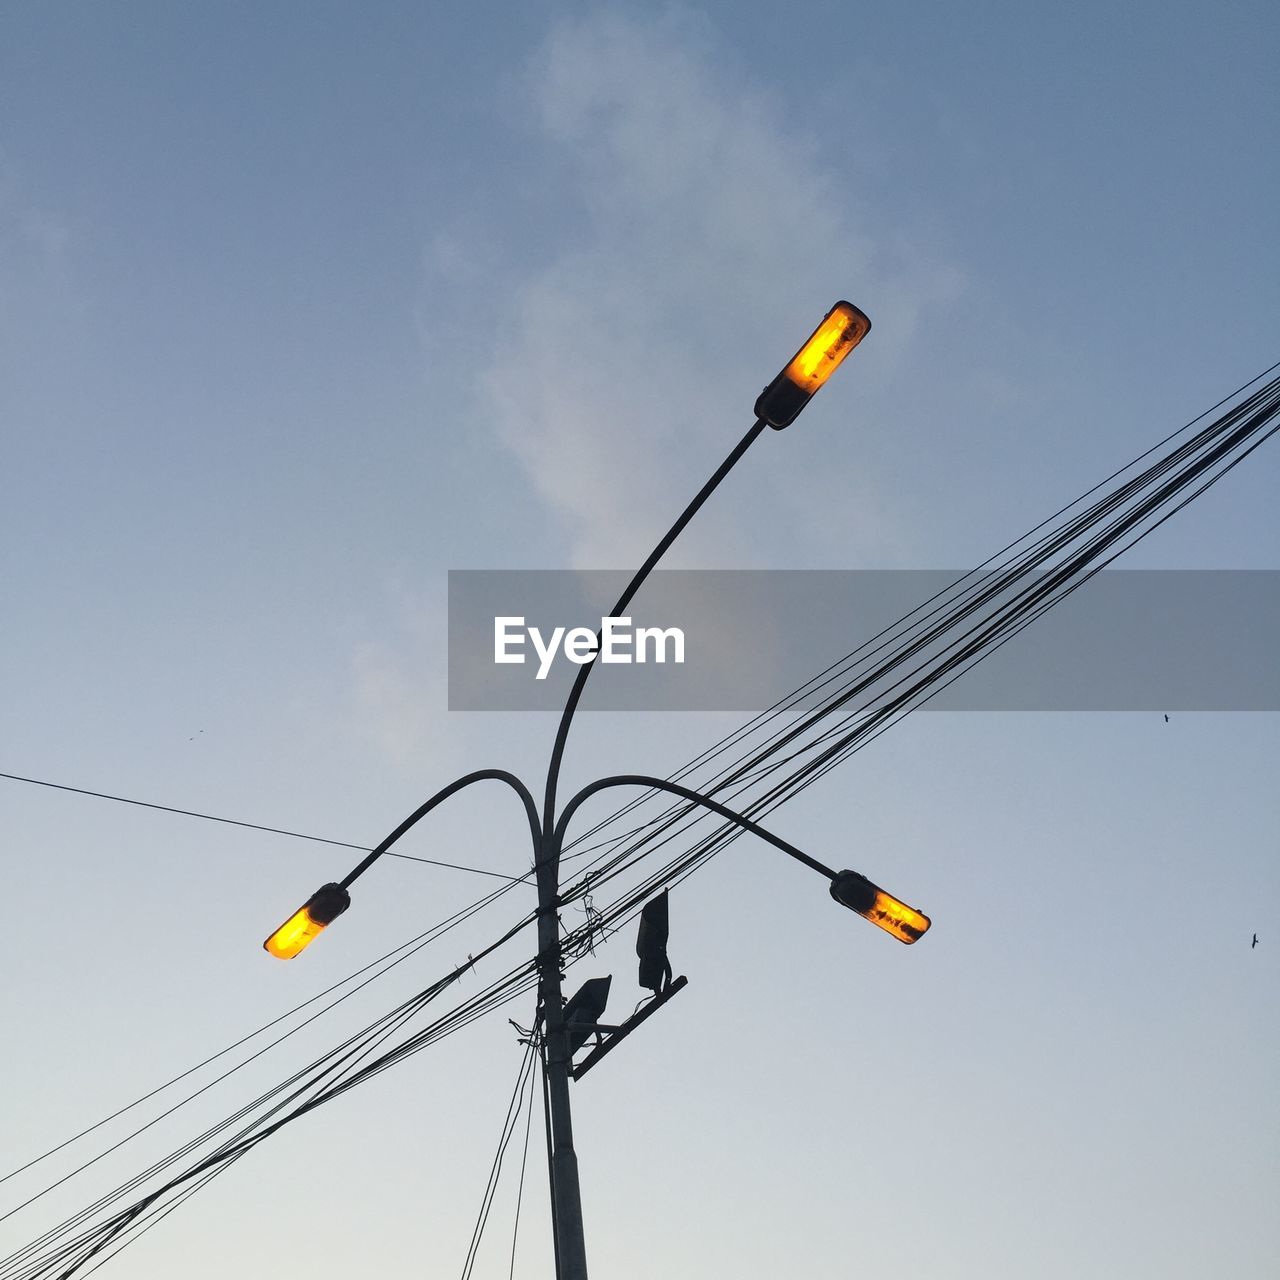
[570,976,689,1081]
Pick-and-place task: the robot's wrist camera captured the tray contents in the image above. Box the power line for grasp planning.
[0,876,524,1212]
[531,373,1280,962]
[508,1042,538,1280]
[461,1038,539,1280]
[0,932,543,1279]
[0,771,516,881]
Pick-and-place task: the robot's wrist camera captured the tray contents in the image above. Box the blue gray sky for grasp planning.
[2,3,1277,1277]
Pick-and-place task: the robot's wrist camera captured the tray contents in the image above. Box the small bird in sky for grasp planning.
[188,729,204,742]
[1252,933,1259,948]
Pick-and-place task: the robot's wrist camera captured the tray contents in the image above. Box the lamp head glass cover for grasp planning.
[264,882,351,959]
[829,869,930,944]
[754,301,871,429]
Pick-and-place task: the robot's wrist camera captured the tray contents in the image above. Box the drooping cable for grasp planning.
[460,1038,539,1280]
[508,1040,538,1280]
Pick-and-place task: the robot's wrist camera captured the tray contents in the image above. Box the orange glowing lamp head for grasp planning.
[754,301,871,429]
[829,870,930,944]
[264,882,350,959]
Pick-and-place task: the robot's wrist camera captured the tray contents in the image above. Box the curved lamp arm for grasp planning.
[541,420,767,835]
[553,773,836,881]
[265,770,541,959]
[341,769,541,889]
[554,773,932,945]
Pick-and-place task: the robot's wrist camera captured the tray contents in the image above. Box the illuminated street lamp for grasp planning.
[263,882,350,959]
[829,870,931,944]
[754,300,871,428]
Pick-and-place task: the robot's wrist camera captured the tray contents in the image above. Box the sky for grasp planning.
[2,2,1277,1277]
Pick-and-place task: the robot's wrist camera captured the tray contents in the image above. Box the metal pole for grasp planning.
[540,1036,563,1280]
[535,827,589,1280]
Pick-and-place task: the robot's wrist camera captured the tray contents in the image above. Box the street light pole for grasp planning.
[530,299,873,1278]
[261,301,893,1280]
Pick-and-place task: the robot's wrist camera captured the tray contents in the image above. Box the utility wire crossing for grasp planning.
[0,771,517,881]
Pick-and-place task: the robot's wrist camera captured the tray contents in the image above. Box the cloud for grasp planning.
[477,8,962,568]
[380,8,966,772]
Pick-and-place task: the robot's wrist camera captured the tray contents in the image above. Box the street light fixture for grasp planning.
[754,300,871,428]
[636,890,672,995]
[829,869,931,944]
[564,976,613,1054]
[260,302,920,1280]
[263,882,350,959]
